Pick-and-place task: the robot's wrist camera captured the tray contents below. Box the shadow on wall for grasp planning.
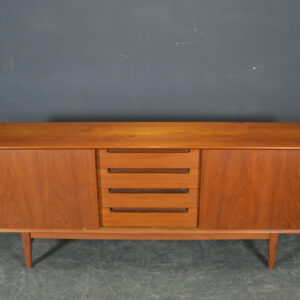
[49,114,278,122]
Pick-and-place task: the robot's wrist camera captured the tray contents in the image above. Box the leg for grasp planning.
[21,233,32,268]
[268,233,279,269]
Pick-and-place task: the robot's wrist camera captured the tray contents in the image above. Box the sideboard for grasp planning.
[1,122,300,269]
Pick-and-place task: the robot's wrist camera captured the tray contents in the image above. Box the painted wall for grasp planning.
[1,0,299,122]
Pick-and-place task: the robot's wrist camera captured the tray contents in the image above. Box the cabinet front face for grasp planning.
[199,150,300,230]
[0,150,99,230]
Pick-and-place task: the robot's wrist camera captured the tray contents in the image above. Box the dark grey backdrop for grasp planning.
[1,0,299,122]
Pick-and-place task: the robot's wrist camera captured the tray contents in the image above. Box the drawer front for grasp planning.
[101,188,198,208]
[99,169,198,188]
[102,207,198,227]
[99,150,199,168]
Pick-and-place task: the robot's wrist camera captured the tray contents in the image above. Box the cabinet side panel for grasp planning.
[199,150,300,230]
[0,150,99,230]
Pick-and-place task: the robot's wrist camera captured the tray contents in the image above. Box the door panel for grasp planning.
[199,150,300,230]
[0,150,99,229]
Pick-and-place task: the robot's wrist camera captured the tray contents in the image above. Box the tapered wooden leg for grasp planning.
[21,233,32,268]
[268,233,279,269]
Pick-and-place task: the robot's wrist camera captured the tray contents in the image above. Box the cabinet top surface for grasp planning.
[0,122,300,149]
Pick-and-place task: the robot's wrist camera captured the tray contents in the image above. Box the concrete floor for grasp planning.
[0,234,300,300]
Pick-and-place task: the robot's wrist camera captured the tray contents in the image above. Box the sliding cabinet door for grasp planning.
[0,150,99,230]
[199,150,300,230]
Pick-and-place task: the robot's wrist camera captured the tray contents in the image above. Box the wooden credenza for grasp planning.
[1,122,300,269]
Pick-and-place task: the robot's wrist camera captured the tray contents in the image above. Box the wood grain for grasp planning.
[268,233,279,269]
[0,150,100,229]
[1,122,300,149]
[100,169,199,188]
[199,150,300,230]
[99,150,199,168]
[101,188,198,208]
[31,231,269,240]
[1,227,298,234]
[21,233,32,268]
[102,207,198,227]
[99,148,199,188]
[1,122,300,269]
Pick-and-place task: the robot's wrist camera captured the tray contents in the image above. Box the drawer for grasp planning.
[102,207,198,227]
[99,169,199,188]
[101,188,198,208]
[98,149,199,169]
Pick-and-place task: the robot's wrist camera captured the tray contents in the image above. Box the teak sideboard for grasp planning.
[1,122,300,269]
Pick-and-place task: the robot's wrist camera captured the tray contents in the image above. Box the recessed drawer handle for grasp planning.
[109,188,190,194]
[108,168,190,174]
[110,208,189,213]
[107,149,191,153]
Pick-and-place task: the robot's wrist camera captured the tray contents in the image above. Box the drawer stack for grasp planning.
[97,149,200,228]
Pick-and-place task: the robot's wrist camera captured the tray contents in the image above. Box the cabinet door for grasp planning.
[199,150,300,230]
[0,150,99,230]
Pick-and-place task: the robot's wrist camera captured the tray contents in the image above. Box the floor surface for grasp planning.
[0,234,300,300]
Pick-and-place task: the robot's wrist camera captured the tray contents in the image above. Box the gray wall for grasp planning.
[0,0,299,122]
